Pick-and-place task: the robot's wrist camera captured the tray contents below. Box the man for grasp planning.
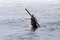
[25,8,40,31]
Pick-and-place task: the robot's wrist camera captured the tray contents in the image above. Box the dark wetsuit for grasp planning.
[31,17,38,31]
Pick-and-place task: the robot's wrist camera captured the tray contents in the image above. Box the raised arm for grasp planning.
[25,8,32,17]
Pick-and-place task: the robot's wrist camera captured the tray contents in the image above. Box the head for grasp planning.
[31,14,34,17]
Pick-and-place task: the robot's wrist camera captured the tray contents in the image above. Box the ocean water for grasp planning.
[0,0,60,40]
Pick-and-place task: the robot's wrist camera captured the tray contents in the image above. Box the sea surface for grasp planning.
[0,0,60,40]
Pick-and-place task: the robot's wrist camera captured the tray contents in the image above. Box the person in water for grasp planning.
[25,8,40,31]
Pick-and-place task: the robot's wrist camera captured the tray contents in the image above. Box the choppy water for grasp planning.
[0,0,60,40]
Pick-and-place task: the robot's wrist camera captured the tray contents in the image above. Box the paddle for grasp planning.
[25,8,32,17]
